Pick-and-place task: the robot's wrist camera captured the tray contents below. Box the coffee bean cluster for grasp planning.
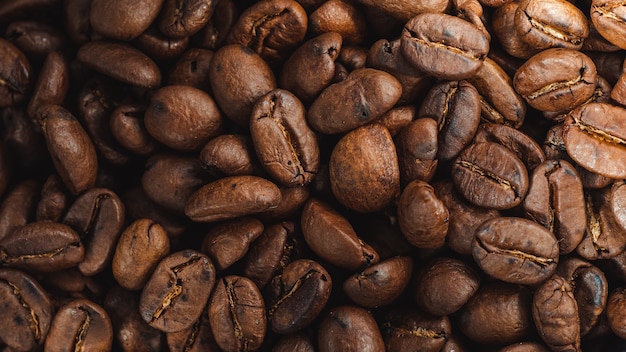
[2,0,626,351]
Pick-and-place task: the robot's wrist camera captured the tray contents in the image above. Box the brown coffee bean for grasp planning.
[112,219,170,291]
[250,89,319,187]
[190,0,237,50]
[474,123,546,171]
[209,44,276,128]
[256,184,310,222]
[44,298,113,352]
[208,275,266,352]
[167,48,214,90]
[457,283,534,345]
[356,0,448,22]
[608,287,626,339]
[397,180,449,249]
[0,269,53,351]
[309,0,367,45]
[611,59,626,107]
[26,51,68,120]
[0,221,83,272]
[415,257,480,316]
[90,0,163,40]
[524,159,586,254]
[308,68,402,135]
[109,103,156,156]
[202,217,263,271]
[279,32,342,105]
[5,20,68,60]
[376,105,417,137]
[492,2,540,59]
[611,180,626,231]
[268,259,331,334]
[185,175,282,223]
[452,142,529,210]
[533,275,581,351]
[473,217,559,285]
[382,308,451,352]
[38,104,98,195]
[142,153,211,214]
[63,0,92,45]
[158,0,215,39]
[135,27,190,61]
[401,13,489,80]
[343,256,412,308]
[123,187,188,238]
[35,174,69,223]
[329,124,400,212]
[318,305,385,352]
[563,103,626,179]
[140,250,216,333]
[577,188,626,260]
[395,118,438,184]
[0,38,31,107]
[199,134,261,177]
[166,309,219,352]
[0,180,40,242]
[227,0,307,63]
[273,333,315,352]
[591,0,626,50]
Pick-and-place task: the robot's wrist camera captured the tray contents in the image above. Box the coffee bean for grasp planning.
[309,0,367,45]
[318,305,385,352]
[0,38,31,107]
[201,217,263,271]
[109,103,156,156]
[0,180,40,242]
[158,0,215,39]
[134,27,190,61]
[343,256,412,308]
[35,174,69,223]
[356,0,449,22]
[89,0,163,40]
[200,134,262,177]
[607,287,626,339]
[382,308,451,352]
[166,309,219,352]
[45,298,113,351]
[395,118,439,184]
[273,333,315,352]
[27,51,69,120]
[492,2,539,59]
[474,122,546,171]
[167,48,214,90]
[591,0,626,50]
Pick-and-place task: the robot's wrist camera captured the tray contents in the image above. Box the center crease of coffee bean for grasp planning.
[3,279,41,342]
[0,242,81,264]
[74,307,92,352]
[405,28,483,60]
[523,11,582,45]
[384,323,446,339]
[571,114,626,146]
[526,73,591,100]
[457,160,519,198]
[224,278,249,349]
[251,9,290,47]
[182,318,201,352]
[438,85,458,131]
[585,193,607,254]
[268,269,317,316]
[477,236,555,266]
[592,3,626,22]
[151,257,201,321]
[479,97,506,125]
[83,194,111,237]
[0,77,20,94]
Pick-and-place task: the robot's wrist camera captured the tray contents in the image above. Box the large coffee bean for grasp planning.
[318,305,385,352]
[90,0,163,40]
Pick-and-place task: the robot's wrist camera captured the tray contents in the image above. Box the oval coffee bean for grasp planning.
[166,310,218,352]
[577,188,626,260]
[395,118,439,184]
[401,13,489,80]
[0,222,84,272]
[397,180,449,249]
[329,124,400,213]
[382,308,451,352]
[167,48,214,90]
[140,250,216,332]
[250,89,319,186]
[208,275,266,352]
[90,0,163,40]
[318,305,385,352]
[268,259,331,334]
[473,217,559,286]
[185,175,282,223]
[343,256,412,308]
[39,104,98,195]
[563,102,626,179]
[199,134,261,177]
[452,142,529,210]
[473,123,546,171]
[591,0,626,50]
[44,298,113,352]
[201,217,264,271]
[158,0,214,39]
[112,219,170,291]
[0,269,53,351]
[0,38,31,107]
[109,103,156,156]
[27,51,69,120]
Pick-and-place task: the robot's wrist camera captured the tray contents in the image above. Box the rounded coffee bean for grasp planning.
[77,41,161,88]
[401,13,489,80]
[167,48,214,90]
[533,275,580,351]
[514,48,597,112]
[90,0,163,40]
[140,250,216,333]
[250,89,319,186]
[185,175,282,223]
[0,221,84,272]
[563,103,626,179]
[308,68,402,134]
[308,0,367,45]
[201,217,264,271]
[608,287,626,339]
[158,0,214,39]
[492,2,539,59]
[109,103,156,156]
[268,259,331,334]
[39,104,98,195]
[112,219,170,291]
[200,134,262,177]
[382,308,451,352]
[329,124,400,213]
[473,123,546,171]
[166,310,219,352]
[397,180,449,249]
[208,275,266,352]
[0,269,53,351]
[27,51,69,120]
[395,118,439,184]
[343,256,412,308]
[318,305,385,352]
[452,142,529,210]
[591,0,626,50]
[145,85,223,151]
[35,174,69,223]
[134,27,189,61]
[0,38,31,107]
[473,217,559,285]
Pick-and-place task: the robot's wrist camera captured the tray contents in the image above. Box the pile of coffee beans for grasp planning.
[3,0,626,351]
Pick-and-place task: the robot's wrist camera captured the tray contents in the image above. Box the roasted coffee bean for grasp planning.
[158,0,215,39]
[308,68,402,135]
[0,269,53,351]
[35,174,69,222]
[185,175,282,223]
[329,124,400,212]
[200,134,262,177]
[514,48,597,112]
[343,256,412,308]
[0,180,40,242]
[473,217,559,285]
[357,0,448,22]
[577,187,626,260]
[166,309,219,352]
[415,257,480,316]
[63,188,125,276]
[533,275,581,351]
[591,0,626,50]
[301,198,379,270]
[208,275,266,352]
[134,27,190,61]
[227,0,307,63]
[256,184,310,222]
[89,0,163,40]
[140,250,216,333]
[167,48,213,91]
[191,0,236,50]
[44,298,113,352]
[397,180,449,249]
[395,118,438,184]
[112,219,170,291]
[563,102,626,179]
[26,51,68,120]
[382,308,451,352]
[77,41,161,88]
[250,89,319,186]
[474,123,546,171]
[109,103,156,156]
[492,2,540,59]
[309,0,367,45]
[5,20,68,60]
[0,37,31,107]
[401,13,489,80]
[453,142,529,210]
[607,287,626,339]
[268,259,331,334]
[273,333,315,352]
[201,217,264,271]
[611,180,626,231]
[123,187,188,238]
[523,159,586,254]
[458,282,534,345]
[318,305,385,352]
[376,105,417,137]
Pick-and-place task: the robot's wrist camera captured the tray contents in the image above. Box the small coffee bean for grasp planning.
[0,38,31,107]
[201,217,264,271]
[473,122,546,171]
[199,134,261,177]
[26,51,69,120]
[343,256,412,308]
[318,305,385,352]
[90,0,163,40]
[608,287,626,339]
[109,103,156,156]
[397,180,449,249]
[395,118,439,184]
[309,0,367,45]
[158,0,215,39]
[591,0,626,50]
